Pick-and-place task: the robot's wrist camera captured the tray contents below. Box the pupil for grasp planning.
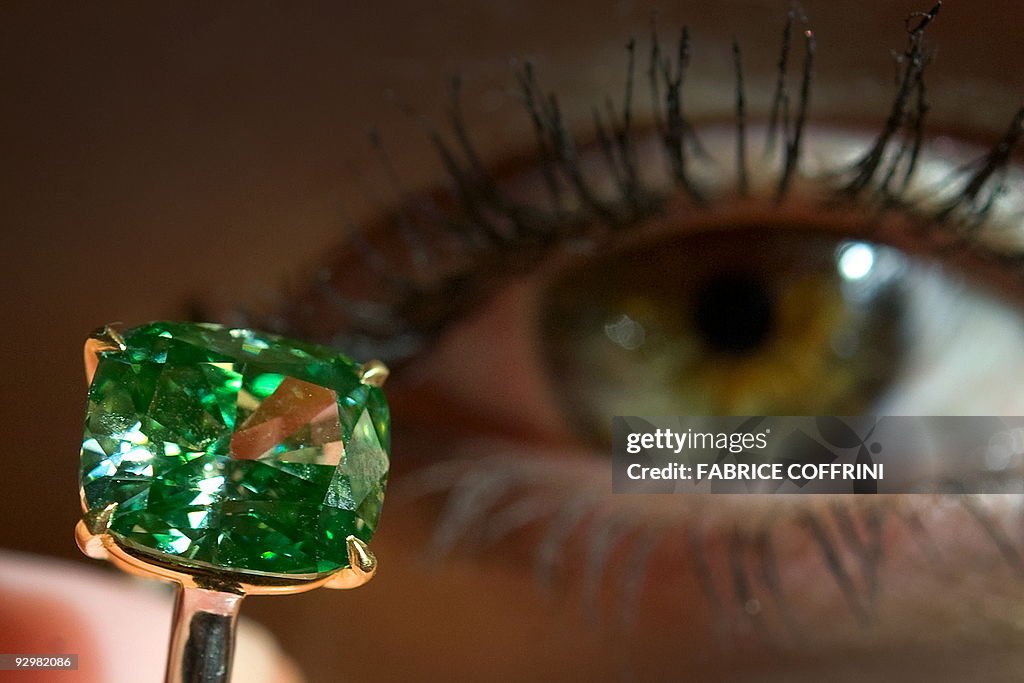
[693,273,774,353]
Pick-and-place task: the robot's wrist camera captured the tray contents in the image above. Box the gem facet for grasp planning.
[79,322,390,577]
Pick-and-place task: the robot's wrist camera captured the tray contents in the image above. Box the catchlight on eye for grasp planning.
[541,229,920,439]
[837,242,875,281]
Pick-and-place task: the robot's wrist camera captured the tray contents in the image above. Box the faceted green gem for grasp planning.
[79,321,390,577]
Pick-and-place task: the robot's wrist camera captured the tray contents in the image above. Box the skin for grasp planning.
[0,551,302,682]
[3,1,1024,680]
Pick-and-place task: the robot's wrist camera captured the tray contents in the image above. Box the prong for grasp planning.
[84,325,126,385]
[359,360,390,387]
[323,536,377,589]
[75,503,118,560]
[347,535,377,573]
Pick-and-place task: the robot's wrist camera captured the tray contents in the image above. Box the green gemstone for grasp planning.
[79,321,390,577]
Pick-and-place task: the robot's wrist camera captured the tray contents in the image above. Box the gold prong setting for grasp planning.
[75,502,117,560]
[359,360,390,387]
[75,500,380,593]
[74,520,377,595]
[84,324,126,385]
[76,501,381,593]
[324,536,378,589]
[347,535,377,574]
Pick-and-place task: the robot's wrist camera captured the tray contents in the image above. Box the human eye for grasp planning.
[232,3,1024,679]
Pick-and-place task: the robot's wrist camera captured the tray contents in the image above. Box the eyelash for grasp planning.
[400,443,1024,644]
[237,0,1022,371]
[223,2,1024,640]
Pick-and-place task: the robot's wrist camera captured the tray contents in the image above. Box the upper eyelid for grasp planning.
[245,9,1024,364]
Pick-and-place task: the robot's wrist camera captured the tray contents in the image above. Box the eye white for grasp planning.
[877,265,1024,415]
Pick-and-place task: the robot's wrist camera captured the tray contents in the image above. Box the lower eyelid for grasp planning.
[393,439,1024,649]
